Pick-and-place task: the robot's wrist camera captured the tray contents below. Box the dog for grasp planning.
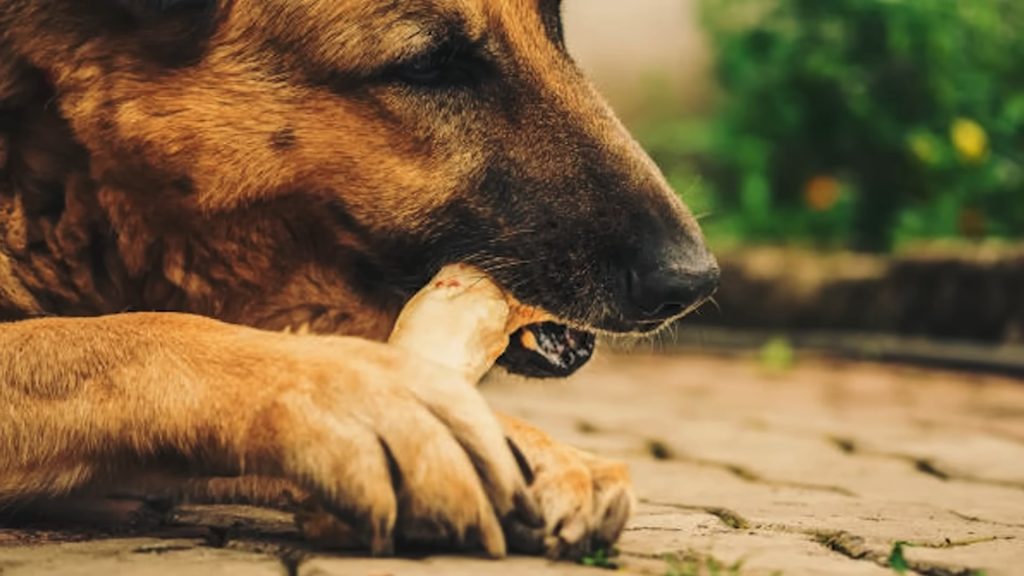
[0,0,719,559]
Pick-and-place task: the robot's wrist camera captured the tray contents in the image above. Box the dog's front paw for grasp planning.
[246,339,540,557]
[500,416,634,559]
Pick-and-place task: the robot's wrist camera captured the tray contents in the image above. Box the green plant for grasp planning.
[663,0,1024,250]
[581,547,619,570]
[887,540,988,575]
[759,336,796,372]
[665,553,747,576]
[888,541,910,574]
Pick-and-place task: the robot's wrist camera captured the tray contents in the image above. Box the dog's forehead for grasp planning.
[237,1,473,66]
[250,1,482,36]
[245,0,553,44]
[234,0,560,73]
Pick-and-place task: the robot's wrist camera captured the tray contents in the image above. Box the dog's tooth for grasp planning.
[296,323,311,335]
[520,329,540,352]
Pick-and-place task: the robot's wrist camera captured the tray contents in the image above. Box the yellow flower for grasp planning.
[951,118,989,164]
[804,176,841,212]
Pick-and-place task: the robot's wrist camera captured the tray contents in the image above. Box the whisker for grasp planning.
[705,296,722,314]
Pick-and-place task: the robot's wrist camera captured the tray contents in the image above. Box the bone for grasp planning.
[388,264,549,383]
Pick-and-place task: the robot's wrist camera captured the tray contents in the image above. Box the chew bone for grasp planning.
[388,264,549,383]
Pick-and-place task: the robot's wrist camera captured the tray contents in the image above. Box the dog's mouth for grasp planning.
[497,322,597,379]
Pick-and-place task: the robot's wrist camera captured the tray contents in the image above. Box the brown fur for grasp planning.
[0,0,710,558]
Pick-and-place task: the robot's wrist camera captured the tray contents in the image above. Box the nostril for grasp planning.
[627,268,672,317]
[653,301,687,318]
[627,264,719,321]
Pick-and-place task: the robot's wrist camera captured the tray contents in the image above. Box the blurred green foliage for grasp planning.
[759,336,796,372]
[642,0,1024,251]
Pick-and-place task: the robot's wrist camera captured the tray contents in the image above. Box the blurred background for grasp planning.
[564,0,1024,371]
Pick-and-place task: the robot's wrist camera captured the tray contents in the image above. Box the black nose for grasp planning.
[627,251,720,321]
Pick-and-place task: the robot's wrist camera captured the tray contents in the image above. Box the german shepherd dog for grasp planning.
[0,0,718,559]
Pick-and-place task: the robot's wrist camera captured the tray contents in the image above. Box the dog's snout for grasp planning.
[626,245,720,322]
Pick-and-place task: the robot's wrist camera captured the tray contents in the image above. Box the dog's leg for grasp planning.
[381,265,634,557]
[498,414,633,559]
[118,475,309,510]
[0,313,538,557]
[118,474,356,545]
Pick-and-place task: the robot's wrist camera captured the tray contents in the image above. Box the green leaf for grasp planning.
[888,541,910,574]
[760,337,796,372]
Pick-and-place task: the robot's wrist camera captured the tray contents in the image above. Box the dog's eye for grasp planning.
[398,55,449,85]
[394,46,479,88]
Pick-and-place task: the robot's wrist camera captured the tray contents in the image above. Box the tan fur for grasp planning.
[0,0,702,558]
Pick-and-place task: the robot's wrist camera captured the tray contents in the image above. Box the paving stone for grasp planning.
[900,538,1021,576]
[0,538,286,576]
[2,353,1022,575]
[486,353,1024,575]
[301,556,604,576]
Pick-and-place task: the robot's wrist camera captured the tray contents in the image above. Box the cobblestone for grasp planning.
[2,353,1022,575]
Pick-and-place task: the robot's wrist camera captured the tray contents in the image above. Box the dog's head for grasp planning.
[4,0,718,374]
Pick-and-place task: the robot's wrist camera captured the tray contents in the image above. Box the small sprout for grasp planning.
[759,337,795,372]
[888,541,910,574]
[581,547,619,570]
[665,554,701,576]
[576,420,600,434]
[665,553,746,576]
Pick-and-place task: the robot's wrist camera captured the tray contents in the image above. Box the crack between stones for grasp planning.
[810,529,1005,576]
[908,535,1015,549]
[672,454,858,497]
[948,510,1024,529]
[910,417,1024,450]
[624,526,688,533]
[636,500,1010,576]
[619,549,748,575]
[828,436,1024,491]
[638,500,751,530]
[585,425,860,497]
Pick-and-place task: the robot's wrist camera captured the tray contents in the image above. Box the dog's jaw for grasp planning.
[497,322,596,379]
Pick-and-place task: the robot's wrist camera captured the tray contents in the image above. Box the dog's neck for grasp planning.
[0,50,80,320]
[0,52,401,339]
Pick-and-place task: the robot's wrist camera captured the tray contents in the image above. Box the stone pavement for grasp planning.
[2,352,1023,575]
